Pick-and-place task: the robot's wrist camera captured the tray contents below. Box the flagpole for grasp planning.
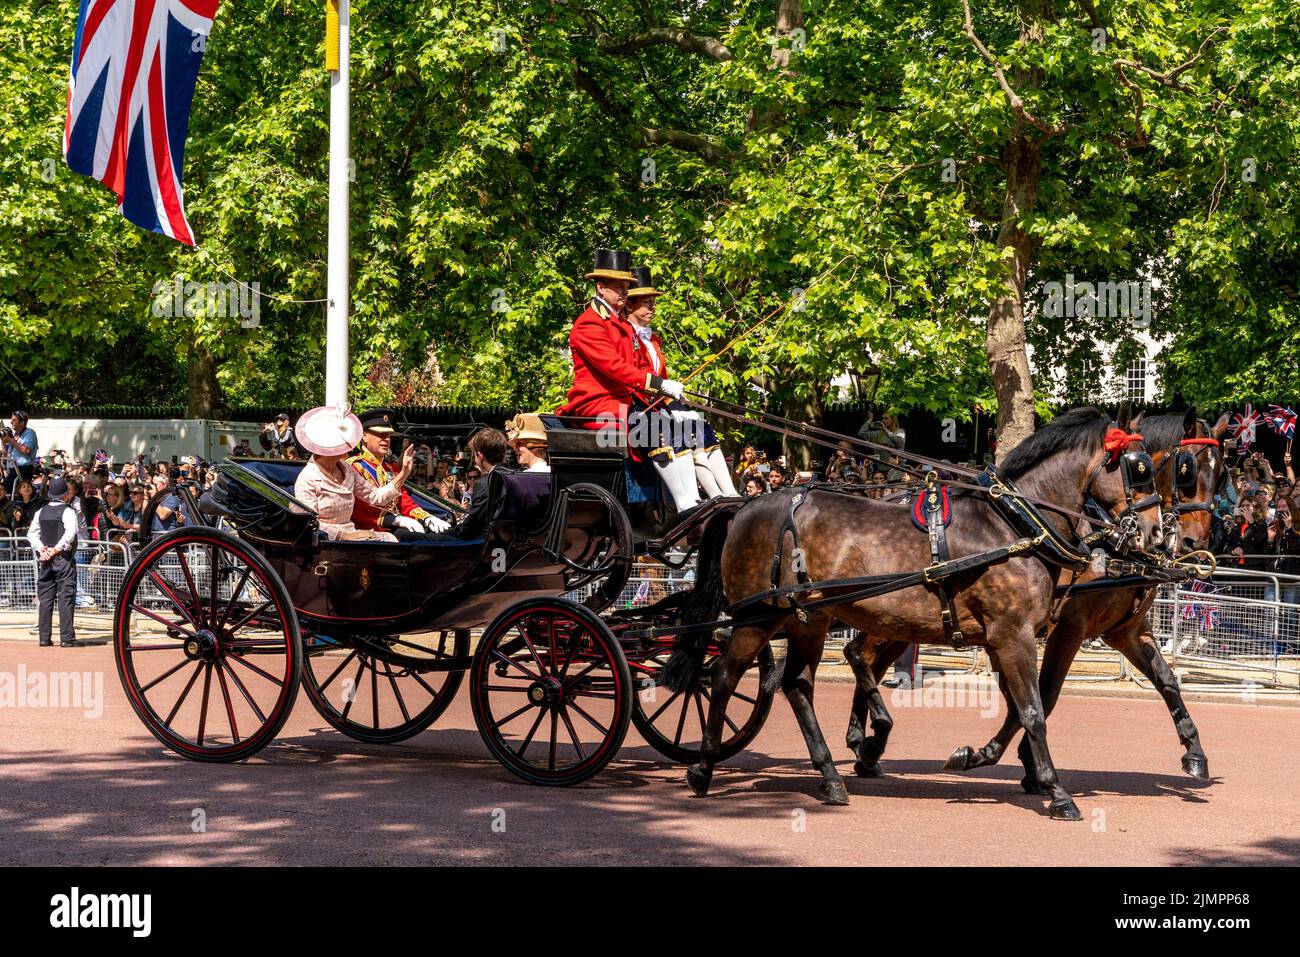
[325,0,349,408]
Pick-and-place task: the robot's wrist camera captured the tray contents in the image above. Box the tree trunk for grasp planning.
[186,343,222,419]
[986,0,1053,459]
[781,388,822,470]
[986,131,1040,459]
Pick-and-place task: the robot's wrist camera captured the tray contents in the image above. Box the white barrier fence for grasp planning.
[0,530,134,639]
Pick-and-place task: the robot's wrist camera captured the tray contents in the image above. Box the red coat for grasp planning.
[630,326,668,380]
[557,300,664,425]
[348,449,430,532]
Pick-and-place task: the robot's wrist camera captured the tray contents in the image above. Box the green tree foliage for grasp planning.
[1,0,1297,429]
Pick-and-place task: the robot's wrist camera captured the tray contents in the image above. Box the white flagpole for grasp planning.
[325,0,349,408]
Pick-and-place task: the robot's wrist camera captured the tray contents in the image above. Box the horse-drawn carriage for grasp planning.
[114,400,1219,816]
[114,415,772,785]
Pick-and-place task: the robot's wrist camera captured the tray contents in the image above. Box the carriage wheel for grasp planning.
[471,598,632,786]
[301,630,468,744]
[114,527,301,763]
[562,482,633,614]
[630,639,775,764]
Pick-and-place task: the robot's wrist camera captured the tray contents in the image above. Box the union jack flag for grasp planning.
[1228,404,1263,451]
[1265,405,1297,439]
[64,0,220,246]
[1180,579,1219,631]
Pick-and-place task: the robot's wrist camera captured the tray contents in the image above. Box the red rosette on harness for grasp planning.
[1103,427,1143,464]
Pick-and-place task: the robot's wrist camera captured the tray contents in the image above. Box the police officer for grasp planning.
[28,476,79,647]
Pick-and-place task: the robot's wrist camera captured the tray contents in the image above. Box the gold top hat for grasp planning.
[585,248,634,281]
[627,265,661,298]
[505,413,549,446]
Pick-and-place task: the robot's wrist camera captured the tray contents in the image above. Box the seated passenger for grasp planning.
[292,405,410,542]
[349,407,452,537]
[446,427,508,540]
[506,413,550,473]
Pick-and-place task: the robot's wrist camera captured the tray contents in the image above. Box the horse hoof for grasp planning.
[1182,754,1210,780]
[1020,775,1047,795]
[854,760,883,778]
[943,746,974,771]
[1049,798,1083,821]
[819,779,851,806]
[686,765,712,797]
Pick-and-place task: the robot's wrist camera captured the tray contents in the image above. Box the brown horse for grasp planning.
[899,409,1229,787]
[681,407,1162,819]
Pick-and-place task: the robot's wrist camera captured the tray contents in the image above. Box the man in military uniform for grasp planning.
[349,408,451,536]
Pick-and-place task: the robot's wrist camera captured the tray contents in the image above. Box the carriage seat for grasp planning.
[491,469,552,524]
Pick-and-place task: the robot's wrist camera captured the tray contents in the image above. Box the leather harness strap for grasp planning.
[921,473,966,649]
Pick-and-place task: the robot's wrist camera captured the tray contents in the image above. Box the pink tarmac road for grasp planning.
[2,640,1297,866]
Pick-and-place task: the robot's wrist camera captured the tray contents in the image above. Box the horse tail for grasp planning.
[660,509,735,693]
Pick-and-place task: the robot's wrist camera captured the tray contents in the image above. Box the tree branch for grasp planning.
[573,65,732,167]
[1113,26,1227,94]
[961,0,1066,136]
[597,26,733,62]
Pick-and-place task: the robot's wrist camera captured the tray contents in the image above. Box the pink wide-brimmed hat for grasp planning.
[295,404,363,456]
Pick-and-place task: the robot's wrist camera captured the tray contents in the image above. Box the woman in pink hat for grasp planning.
[292,405,414,542]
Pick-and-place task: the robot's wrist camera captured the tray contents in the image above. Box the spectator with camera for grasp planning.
[259,413,300,459]
[3,410,38,494]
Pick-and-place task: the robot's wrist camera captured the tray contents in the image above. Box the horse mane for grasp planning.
[1138,412,1197,452]
[997,407,1110,481]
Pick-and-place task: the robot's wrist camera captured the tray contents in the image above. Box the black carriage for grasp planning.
[114,417,773,785]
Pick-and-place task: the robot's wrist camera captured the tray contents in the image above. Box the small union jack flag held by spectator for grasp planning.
[1180,579,1219,631]
[64,0,221,246]
[1265,405,1297,439]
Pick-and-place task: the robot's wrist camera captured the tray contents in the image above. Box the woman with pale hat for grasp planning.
[292,405,413,542]
[506,413,550,473]
[624,265,739,503]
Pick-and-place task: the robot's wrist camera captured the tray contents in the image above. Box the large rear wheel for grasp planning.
[114,527,301,762]
[471,599,631,786]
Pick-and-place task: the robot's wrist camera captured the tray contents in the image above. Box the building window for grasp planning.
[1126,357,1147,401]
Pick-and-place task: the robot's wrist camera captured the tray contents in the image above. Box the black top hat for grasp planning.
[359,408,397,434]
[585,248,633,281]
[627,266,662,298]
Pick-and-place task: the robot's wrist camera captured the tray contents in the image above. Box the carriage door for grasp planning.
[317,542,414,623]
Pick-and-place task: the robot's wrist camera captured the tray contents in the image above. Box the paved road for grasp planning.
[2,641,1297,866]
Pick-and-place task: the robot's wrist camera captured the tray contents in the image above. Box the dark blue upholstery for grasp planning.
[498,470,551,520]
[624,458,661,504]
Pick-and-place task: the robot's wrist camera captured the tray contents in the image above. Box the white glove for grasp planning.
[392,515,424,533]
[670,408,699,425]
[659,379,685,399]
[423,515,451,533]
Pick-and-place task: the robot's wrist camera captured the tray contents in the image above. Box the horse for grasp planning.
[676,406,1163,819]
[913,409,1229,786]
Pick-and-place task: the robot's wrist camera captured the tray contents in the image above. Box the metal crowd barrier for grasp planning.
[0,538,135,639]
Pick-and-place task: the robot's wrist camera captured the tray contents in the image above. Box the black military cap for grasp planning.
[359,408,397,435]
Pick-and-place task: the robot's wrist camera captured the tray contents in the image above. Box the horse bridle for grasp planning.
[1153,435,1222,554]
[1082,425,1163,552]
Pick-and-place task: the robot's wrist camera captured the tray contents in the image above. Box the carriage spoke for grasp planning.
[517,622,548,676]
[673,690,691,745]
[693,690,708,736]
[562,656,604,687]
[647,688,683,724]
[216,566,253,633]
[208,545,220,627]
[566,699,608,737]
[226,651,285,687]
[225,599,276,636]
[548,711,558,770]
[196,663,213,745]
[126,640,189,651]
[381,661,411,724]
[558,706,585,760]
[370,656,380,728]
[340,658,367,721]
[215,659,240,743]
[515,707,547,756]
[492,700,536,728]
[138,658,190,694]
[407,668,440,699]
[164,663,204,726]
[131,600,197,638]
[221,658,266,724]
[490,649,539,681]
[172,546,205,625]
[731,690,758,705]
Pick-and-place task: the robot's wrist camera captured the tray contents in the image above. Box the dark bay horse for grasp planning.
[681,407,1161,819]
[924,410,1230,787]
